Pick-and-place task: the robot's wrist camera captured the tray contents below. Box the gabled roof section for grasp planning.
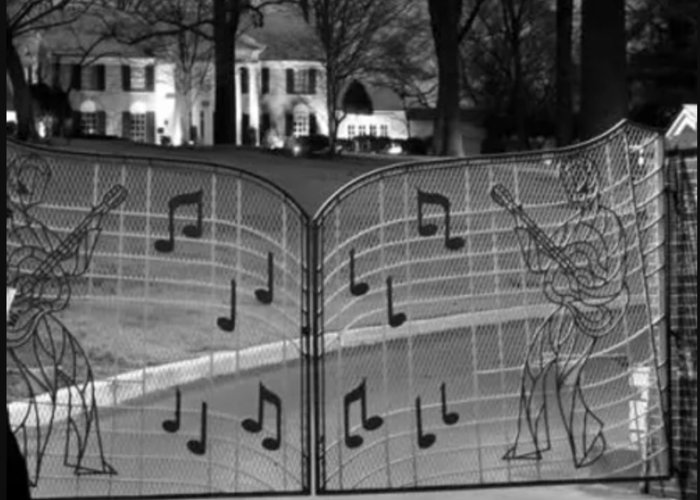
[666,104,698,137]
[244,4,324,61]
[338,81,405,113]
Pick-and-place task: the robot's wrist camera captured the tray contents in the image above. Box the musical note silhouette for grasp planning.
[440,383,459,425]
[349,249,369,296]
[386,277,406,328]
[217,279,236,332]
[415,397,437,449]
[154,189,204,253]
[187,402,207,456]
[344,379,383,449]
[416,189,465,250]
[162,387,181,433]
[254,252,274,304]
[242,383,282,451]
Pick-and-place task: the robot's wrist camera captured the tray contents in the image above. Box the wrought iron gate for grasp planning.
[313,121,671,493]
[6,120,673,499]
[6,141,311,498]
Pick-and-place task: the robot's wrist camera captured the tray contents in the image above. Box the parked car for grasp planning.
[283,134,343,157]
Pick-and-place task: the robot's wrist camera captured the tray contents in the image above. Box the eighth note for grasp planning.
[415,397,437,449]
[162,387,181,433]
[217,279,236,332]
[187,402,207,456]
[242,383,282,451]
[254,252,274,304]
[386,277,406,328]
[440,383,459,425]
[344,379,383,449]
[416,189,465,251]
[349,249,369,296]
[154,189,204,253]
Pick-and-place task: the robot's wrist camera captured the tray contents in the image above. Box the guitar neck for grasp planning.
[509,206,577,273]
[31,206,108,279]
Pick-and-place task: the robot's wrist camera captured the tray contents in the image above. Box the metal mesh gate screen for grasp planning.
[6,141,310,498]
[314,121,671,492]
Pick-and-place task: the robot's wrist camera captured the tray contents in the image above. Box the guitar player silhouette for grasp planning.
[6,154,118,485]
[492,158,629,468]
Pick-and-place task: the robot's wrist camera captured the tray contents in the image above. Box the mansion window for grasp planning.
[380,124,388,137]
[347,125,356,139]
[130,113,148,142]
[358,125,366,136]
[369,125,377,137]
[122,65,155,91]
[80,112,98,135]
[122,111,155,143]
[293,109,309,136]
[286,68,317,95]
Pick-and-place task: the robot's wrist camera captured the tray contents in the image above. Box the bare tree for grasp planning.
[579,0,626,139]
[555,0,573,146]
[427,0,487,157]
[304,0,404,154]
[7,0,93,140]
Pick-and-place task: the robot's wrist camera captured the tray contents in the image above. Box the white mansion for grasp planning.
[12,5,485,152]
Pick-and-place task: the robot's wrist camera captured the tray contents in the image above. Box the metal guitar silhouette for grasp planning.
[490,183,624,338]
[8,185,128,348]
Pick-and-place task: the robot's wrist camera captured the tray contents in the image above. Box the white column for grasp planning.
[249,63,260,146]
[235,63,242,145]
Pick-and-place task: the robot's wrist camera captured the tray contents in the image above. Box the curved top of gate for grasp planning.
[314,119,661,222]
[7,138,310,221]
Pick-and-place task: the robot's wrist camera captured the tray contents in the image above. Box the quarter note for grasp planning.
[162,387,181,433]
[344,379,383,449]
[416,189,465,251]
[187,402,207,456]
[217,279,236,332]
[415,397,436,449]
[242,383,282,451]
[349,249,369,296]
[440,383,459,425]
[154,189,204,253]
[386,277,406,328]
[254,252,274,304]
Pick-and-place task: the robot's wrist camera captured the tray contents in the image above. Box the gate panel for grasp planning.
[6,141,310,498]
[313,121,671,493]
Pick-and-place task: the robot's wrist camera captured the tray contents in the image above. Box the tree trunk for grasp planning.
[326,64,337,156]
[580,0,627,139]
[213,0,238,145]
[511,35,528,149]
[7,33,36,141]
[555,0,574,146]
[428,0,464,157]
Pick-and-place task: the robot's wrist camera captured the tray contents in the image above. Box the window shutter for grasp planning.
[121,65,131,91]
[261,113,271,133]
[122,111,131,138]
[285,112,293,136]
[52,62,61,87]
[240,68,249,94]
[261,68,269,94]
[309,113,317,135]
[309,69,317,95]
[73,111,82,135]
[96,65,106,91]
[145,65,155,91]
[286,69,294,94]
[96,111,107,135]
[71,64,82,90]
[146,111,156,143]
